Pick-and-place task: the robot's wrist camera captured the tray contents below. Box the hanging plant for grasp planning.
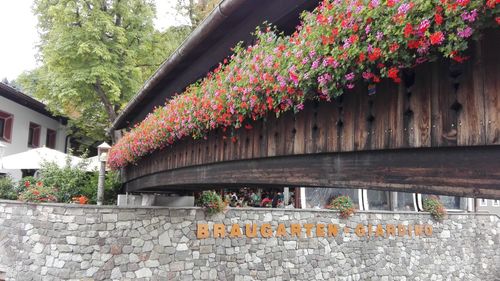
[109,0,500,169]
[328,195,356,219]
[198,190,226,215]
[422,195,447,221]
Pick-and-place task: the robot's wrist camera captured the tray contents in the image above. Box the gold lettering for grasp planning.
[276,224,288,237]
[397,224,406,237]
[229,224,242,238]
[327,224,338,237]
[304,224,314,237]
[260,224,273,238]
[316,224,325,237]
[355,224,365,237]
[415,225,423,236]
[213,224,226,238]
[367,224,373,237]
[291,224,302,237]
[197,224,209,239]
[386,224,395,237]
[375,224,384,237]
[245,224,257,238]
[424,225,433,236]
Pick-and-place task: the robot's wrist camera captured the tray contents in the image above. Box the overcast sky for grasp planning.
[0,0,188,81]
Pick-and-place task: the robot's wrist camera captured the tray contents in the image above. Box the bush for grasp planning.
[423,195,447,221]
[16,156,122,205]
[0,176,17,200]
[198,190,225,215]
[328,195,355,219]
[80,171,121,205]
[18,181,58,203]
[38,160,92,203]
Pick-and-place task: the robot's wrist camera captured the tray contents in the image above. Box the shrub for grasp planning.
[18,181,58,203]
[198,190,226,215]
[328,195,356,219]
[80,171,121,205]
[423,195,447,221]
[38,160,92,203]
[0,176,17,200]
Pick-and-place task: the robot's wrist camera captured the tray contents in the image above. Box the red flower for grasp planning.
[435,12,443,25]
[429,31,445,45]
[24,181,30,187]
[244,124,253,130]
[358,52,366,63]
[390,43,399,52]
[496,17,500,25]
[388,67,401,83]
[368,48,381,61]
[404,23,413,38]
[387,0,396,7]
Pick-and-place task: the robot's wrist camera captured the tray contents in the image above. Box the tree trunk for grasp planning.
[94,79,119,142]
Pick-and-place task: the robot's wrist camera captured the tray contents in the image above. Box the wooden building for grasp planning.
[110,0,500,200]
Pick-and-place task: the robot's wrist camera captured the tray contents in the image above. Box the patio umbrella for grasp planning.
[1,147,83,170]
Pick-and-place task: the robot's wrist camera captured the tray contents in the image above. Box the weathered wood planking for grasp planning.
[125,146,500,200]
[124,30,500,188]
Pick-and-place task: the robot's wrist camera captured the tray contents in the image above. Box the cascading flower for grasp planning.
[108,0,500,169]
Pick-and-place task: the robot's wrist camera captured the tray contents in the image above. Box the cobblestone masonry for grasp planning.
[0,200,499,281]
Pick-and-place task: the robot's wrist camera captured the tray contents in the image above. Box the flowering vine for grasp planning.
[109,0,499,169]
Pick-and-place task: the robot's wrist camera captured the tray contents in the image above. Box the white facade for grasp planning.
[0,95,68,180]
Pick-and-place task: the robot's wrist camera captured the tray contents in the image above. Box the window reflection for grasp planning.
[422,195,467,210]
[305,188,359,209]
[394,192,415,211]
[366,190,391,210]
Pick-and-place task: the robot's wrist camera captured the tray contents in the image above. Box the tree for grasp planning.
[176,0,220,28]
[18,0,189,142]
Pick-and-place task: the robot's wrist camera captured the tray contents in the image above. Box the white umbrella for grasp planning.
[1,147,84,170]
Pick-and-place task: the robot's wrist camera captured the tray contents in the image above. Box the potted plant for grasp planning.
[328,195,356,219]
[199,190,226,215]
[423,195,447,221]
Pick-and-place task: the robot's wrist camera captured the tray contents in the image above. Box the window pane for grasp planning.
[305,188,359,209]
[366,190,391,210]
[0,118,4,138]
[423,195,467,210]
[394,192,415,211]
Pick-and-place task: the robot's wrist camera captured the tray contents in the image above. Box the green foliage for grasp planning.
[17,0,190,141]
[0,177,17,200]
[423,195,447,221]
[80,171,122,205]
[18,181,58,203]
[38,160,93,203]
[329,195,356,219]
[198,190,225,215]
[16,157,121,205]
[176,0,221,28]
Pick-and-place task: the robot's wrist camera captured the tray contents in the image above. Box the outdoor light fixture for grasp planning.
[97,142,111,205]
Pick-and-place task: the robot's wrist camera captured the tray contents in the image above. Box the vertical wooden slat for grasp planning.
[354,84,371,151]
[483,29,500,145]
[457,42,485,146]
[293,108,306,154]
[411,63,432,148]
[340,90,356,151]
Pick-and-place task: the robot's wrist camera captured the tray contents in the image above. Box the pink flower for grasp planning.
[457,27,473,38]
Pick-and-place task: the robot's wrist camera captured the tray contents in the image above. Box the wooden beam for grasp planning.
[124,146,500,199]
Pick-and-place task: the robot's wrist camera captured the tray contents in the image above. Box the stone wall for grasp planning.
[0,200,498,281]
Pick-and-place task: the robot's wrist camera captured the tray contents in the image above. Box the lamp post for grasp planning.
[0,142,5,169]
[97,142,111,205]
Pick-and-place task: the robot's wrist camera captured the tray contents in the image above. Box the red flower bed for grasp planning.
[109,0,499,169]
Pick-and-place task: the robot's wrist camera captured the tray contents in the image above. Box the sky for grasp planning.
[0,0,188,81]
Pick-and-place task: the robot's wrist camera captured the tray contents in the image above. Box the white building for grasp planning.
[0,82,69,180]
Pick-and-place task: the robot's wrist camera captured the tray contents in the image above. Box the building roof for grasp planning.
[110,0,318,131]
[0,82,67,123]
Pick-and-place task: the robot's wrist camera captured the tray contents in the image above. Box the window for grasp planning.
[394,192,417,211]
[305,188,361,209]
[365,190,391,211]
[421,195,468,211]
[0,110,13,142]
[479,199,488,207]
[493,200,500,207]
[27,122,41,148]
[46,129,56,149]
